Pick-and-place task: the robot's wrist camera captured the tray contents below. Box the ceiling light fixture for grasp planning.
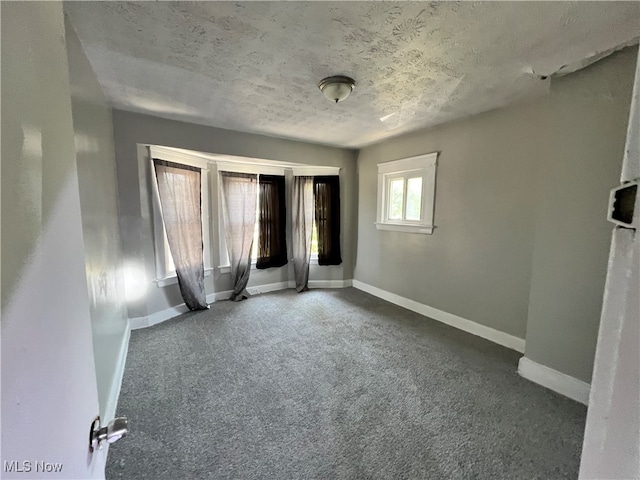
[318,76,356,103]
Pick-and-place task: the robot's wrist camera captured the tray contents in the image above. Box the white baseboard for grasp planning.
[246,281,290,295]
[104,321,131,420]
[309,279,353,288]
[213,290,233,301]
[352,279,526,353]
[286,279,353,289]
[518,356,590,405]
[130,293,216,329]
[102,322,131,468]
[210,279,353,299]
[132,280,353,329]
[213,283,290,300]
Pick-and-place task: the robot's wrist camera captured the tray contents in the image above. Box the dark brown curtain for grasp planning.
[256,175,287,269]
[314,175,342,266]
[153,159,208,310]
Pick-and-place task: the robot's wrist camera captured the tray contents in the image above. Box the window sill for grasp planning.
[154,268,213,287]
[375,222,434,235]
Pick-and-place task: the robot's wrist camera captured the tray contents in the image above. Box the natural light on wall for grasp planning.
[121,261,147,302]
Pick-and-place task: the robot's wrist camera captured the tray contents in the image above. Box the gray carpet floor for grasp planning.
[106,288,586,480]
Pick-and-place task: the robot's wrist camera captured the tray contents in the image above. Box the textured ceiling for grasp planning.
[66,1,640,148]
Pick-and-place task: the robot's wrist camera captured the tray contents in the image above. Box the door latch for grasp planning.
[89,416,128,452]
[608,179,638,229]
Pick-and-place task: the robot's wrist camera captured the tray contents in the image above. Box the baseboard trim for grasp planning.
[246,281,290,295]
[132,280,354,329]
[103,321,131,420]
[309,279,353,288]
[213,290,233,302]
[214,279,353,299]
[130,293,217,329]
[352,279,526,353]
[518,356,590,405]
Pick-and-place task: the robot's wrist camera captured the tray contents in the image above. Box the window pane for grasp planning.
[310,223,318,255]
[164,231,176,275]
[405,177,422,221]
[251,220,259,260]
[251,189,260,260]
[388,178,404,220]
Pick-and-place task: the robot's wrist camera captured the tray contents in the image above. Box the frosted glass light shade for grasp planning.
[318,76,355,103]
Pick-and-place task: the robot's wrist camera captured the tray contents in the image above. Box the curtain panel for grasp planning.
[153,159,208,310]
[292,176,314,292]
[220,171,258,301]
[256,175,287,269]
[314,175,342,266]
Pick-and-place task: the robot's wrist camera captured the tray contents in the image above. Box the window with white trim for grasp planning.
[218,175,314,270]
[376,152,438,234]
[147,145,339,278]
[149,147,213,287]
[216,162,286,270]
[218,166,333,268]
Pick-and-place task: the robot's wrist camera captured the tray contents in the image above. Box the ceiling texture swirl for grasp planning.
[66,1,640,148]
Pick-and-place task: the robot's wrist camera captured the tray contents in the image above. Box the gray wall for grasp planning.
[355,91,542,340]
[525,48,636,382]
[355,47,636,381]
[112,111,357,319]
[65,16,129,417]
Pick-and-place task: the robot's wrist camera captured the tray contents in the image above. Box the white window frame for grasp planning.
[216,165,341,270]
[149,146,213,287]
[293,166,340,263]
[375,152,438,235]
[215,162,287,271]
[147,145,342,276]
